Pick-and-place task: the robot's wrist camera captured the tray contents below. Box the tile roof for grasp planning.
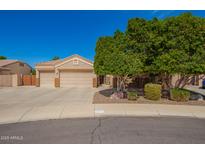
[63,54,93,64]
[36,59,62,66]
[0,60,18,67]
[36,54,93,66]
[0,66,10,70]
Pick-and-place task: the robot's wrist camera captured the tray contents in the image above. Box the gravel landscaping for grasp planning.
[93,88,205,106]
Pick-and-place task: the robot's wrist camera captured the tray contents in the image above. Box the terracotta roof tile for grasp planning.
[36,54,93,66]
[0,66,10,70]
[63,54,93,64]
[0,60,18,67]
[36,59,62,66]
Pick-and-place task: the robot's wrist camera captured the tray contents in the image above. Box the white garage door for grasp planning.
[40,71,54,87]
[60,71,93,88]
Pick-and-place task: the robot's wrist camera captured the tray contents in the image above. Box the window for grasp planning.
[73,59,78,65]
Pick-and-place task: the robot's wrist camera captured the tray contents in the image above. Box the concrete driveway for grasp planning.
[1,86,205,125]
[0,86,96,124]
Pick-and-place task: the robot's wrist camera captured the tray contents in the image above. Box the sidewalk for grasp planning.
[94,104,205,118]
[1,102,205,125]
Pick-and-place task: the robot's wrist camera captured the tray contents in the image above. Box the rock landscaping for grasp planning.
[93,88,205,106]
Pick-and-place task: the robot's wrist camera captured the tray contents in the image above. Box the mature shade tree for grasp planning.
[94,31,144,91]
[110,50,144,91]
[94,36,115,75]
[126,17,166,77]
[152,13,205,88]
[0,56,7,60]
[126,18,150,59]
[94,12,205,90]
[126,13,205,89]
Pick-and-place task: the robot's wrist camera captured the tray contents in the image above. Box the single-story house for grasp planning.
[0,60,32,75]
[35,54,114,88]
[0,60,32,86]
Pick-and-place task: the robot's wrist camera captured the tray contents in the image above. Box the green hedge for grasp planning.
[127,91,138,101]
[144,83,161,100]
[170,88,190,102]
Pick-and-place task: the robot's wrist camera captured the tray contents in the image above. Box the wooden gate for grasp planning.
[22,75,36,86]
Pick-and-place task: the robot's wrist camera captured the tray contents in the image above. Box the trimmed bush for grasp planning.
[127,91,138,101]
[170,88,190,102]
[144,83,161,100]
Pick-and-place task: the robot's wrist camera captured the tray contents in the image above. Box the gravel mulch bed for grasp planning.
[93,89,205,106]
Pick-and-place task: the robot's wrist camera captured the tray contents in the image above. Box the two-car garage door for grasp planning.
[60,71,93,88]
[39,71,93,88]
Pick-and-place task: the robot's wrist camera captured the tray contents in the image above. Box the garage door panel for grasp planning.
[40,72,54,87]
[60,72,93,88]
[0,75,12,87]
[61,74,92,77]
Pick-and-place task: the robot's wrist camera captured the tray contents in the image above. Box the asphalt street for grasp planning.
[0,117,205,144]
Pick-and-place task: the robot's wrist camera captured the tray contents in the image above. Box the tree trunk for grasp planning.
[174,74,203,88]
[161,74,167,90]
[116,76,130,92]
[116,77,121,91]
[161,73,172,90]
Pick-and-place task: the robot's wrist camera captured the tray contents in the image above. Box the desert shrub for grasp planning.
[127,91,138,101]
[170,88,190,102]
[144,83,161,100]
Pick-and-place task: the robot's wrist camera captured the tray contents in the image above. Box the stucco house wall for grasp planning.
[57,60,93,69]
[35,54,98,88]
[0,61,32,75]
[0,60,32,87]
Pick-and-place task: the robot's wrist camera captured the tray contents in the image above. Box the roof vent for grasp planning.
[73,59,78,65]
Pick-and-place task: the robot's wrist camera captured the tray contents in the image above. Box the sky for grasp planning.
[0,10,205,67]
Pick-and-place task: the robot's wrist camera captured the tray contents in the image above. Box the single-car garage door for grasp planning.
[60,71,93,88]
[40,71,54,87]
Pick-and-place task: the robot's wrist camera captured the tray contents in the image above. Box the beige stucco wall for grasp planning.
[171,74,180,87]
[35,57,97,88]
[198,75,205,87]
[11,74,22,86]
[0,62,31,75]
[0,70,9,75]
[0,74,21,87]
[35,65,55,71]
[107,75,113,87]
[171,74,205,87]
[57,59,93,69]
[0,75,12,86]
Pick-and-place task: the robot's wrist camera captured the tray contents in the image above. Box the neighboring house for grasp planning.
[0,60,32,87]
[0,60,32,75]
[36,54,106,88]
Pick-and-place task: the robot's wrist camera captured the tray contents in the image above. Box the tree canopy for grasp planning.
[151,13,205,88]
[0,56,7,60]
[52,56,60,60]
[94,12,205,89]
